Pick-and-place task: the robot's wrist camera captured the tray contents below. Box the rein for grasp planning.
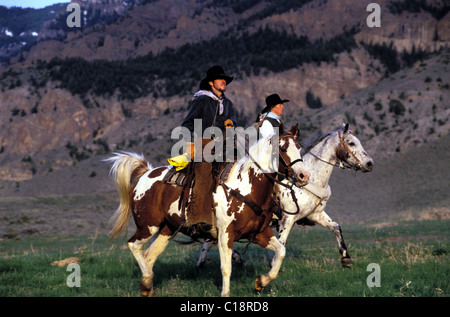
[235,134,304,190]
[219,134,304,218]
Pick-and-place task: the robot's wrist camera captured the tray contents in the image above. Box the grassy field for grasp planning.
[0,218,448,298]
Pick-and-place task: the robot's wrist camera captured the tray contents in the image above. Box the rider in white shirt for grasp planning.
[258,94,316,226]
[258,94,289,138]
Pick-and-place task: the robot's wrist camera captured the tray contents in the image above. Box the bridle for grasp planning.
[336,129,363,170]
[277,136,305,188]
[270,135,306,216]
[307,129,362,171]
[231,132,306,190]
[218,132,306,219]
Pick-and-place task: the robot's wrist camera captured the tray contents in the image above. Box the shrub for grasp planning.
[43,28,357,100]
[305,90,323,109]
[389,99,405,116]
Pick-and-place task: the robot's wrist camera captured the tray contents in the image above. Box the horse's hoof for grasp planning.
[196,263,204,270]
[255,276,264,291]
[141,289,156,297]
[341,257,352,268]
[140,279,156,297]
[232,258,244,268]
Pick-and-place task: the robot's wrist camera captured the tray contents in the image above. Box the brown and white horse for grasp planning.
[106,125,309,297]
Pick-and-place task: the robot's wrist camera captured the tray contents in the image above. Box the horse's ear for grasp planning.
[342,123,349,133]
[290,123,299,137]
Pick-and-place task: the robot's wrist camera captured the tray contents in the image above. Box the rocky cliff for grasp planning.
[0,0,448,191]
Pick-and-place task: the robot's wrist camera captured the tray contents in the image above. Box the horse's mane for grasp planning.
[300,132,332,155]
[237,135,273,173]
[236,128,299,174]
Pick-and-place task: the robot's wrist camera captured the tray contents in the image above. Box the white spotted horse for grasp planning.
[105,124,309,297]
[197,123,374,269]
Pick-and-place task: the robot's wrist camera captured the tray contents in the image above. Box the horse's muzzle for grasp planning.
[296,169,309,186]
[362,159,374,173]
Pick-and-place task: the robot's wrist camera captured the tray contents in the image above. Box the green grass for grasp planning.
[0,220,448,297]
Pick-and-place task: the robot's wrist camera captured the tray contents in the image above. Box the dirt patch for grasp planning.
[0,193,126,239]
[367,222,398,229]
[419,207,450,220]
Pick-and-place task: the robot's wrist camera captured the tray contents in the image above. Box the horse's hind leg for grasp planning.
[141,227,172,295]
[309,210,351,267]
[254,228,286,291]
[127,227,157,296]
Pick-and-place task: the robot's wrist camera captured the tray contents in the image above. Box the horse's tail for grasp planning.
[105,152,151,239]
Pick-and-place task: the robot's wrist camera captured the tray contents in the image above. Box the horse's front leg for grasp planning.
[218,229,234,297]
[278,214,297,245]
[309,210,352,267]
[269,214,296,267]
[255,228,286,291]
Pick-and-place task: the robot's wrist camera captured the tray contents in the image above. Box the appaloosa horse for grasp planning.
[197,123,374,269]
[273,123,373,267]
[106,125,309,297]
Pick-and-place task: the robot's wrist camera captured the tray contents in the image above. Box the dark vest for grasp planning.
[263,117,284,135]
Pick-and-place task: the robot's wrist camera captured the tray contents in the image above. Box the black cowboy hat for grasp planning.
[199,65,234,90]
[261,94,289,114]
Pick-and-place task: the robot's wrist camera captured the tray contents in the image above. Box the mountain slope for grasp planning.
[0,0,448,188]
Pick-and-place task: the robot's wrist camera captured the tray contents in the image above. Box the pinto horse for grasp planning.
[197,123,374,269]
[106,125,309,297]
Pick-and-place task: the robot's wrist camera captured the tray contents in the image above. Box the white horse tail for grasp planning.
[105,152,151,239]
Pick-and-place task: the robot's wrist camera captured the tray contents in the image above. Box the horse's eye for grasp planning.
[349,142,355,146]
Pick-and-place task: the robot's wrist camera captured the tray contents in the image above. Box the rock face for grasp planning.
[258,0,448,52]
[25,0,205,63]
[355,10,448,53]
[227,48,384,116]
[0,0,449,186]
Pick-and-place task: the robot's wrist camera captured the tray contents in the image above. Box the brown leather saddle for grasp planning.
[162,166,188,187]
[162,163,210,226]
[162,161,236,227]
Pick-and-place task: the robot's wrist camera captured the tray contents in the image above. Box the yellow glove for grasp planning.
[224,119,234,128]
[167,142,195,171]
[168,154,190,171]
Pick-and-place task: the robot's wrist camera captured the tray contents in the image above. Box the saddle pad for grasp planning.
[163,167,188,187]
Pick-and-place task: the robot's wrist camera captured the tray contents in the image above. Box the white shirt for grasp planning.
[259,112,281,138]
